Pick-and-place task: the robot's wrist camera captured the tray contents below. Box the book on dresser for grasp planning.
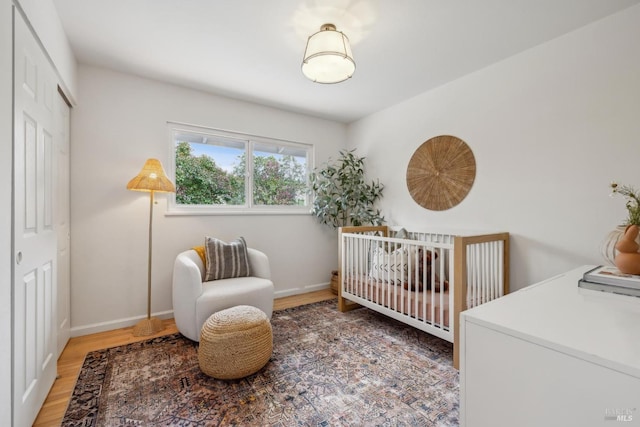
[578,279,640,298]
[578,265,640,297]
[582,265,640,288]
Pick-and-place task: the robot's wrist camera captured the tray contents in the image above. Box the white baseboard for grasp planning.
[70,310,174,337]
[273,282,330,299]
[70,283,332,337]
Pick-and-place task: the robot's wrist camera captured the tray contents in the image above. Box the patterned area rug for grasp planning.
[62,300,458,426]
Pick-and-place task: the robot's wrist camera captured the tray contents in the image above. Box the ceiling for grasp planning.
[53,0,640,123]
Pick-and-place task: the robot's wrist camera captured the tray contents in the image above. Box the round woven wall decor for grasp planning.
[406,135,476,211]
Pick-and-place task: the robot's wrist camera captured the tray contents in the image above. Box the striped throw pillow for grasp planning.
[204,236,251,281]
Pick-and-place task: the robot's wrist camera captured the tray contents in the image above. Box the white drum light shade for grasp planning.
[302,24,355,84]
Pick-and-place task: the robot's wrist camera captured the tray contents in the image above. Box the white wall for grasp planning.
[0,1,13,424]
[348,5,640,290]
[70,65,345,335]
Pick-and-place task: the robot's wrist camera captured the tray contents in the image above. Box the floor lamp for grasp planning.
[127,158,176,336]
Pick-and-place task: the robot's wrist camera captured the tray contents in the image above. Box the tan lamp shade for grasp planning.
[126,158,176,193]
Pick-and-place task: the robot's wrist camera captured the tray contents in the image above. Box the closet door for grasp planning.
[13,11,58,427]
[55,93,71,357]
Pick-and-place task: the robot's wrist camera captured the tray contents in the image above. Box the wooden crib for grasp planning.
[338,225,510,369]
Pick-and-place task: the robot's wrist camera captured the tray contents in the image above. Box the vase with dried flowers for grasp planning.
[601,182,640,270]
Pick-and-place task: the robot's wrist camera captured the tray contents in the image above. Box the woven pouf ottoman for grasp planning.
[198,305,273,380]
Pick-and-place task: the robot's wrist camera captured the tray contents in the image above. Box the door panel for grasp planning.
[17,269,37,401]
[23,114,37,231]
[43,129,54,230]
[13,11,58,427]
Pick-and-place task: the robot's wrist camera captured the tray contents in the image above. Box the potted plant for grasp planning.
[309,149,384,228]
[309,149,384,292]
[608,182,640,273]
[603,182,640,265]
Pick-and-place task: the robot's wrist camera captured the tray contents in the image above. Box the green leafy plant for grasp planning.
[175,141,241,205]
[309,149,384,228]
[610,182,640,226]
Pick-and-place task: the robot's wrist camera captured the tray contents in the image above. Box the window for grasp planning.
[169,124,313,214]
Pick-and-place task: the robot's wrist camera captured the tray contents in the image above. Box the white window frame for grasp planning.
[166,122,314,216]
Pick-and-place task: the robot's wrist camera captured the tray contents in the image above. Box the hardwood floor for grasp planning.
[33,289,336,427]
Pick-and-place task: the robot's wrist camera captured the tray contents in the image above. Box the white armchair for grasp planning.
[172,248,274,341]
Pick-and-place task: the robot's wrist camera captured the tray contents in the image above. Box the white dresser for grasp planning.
[460,266,640,427]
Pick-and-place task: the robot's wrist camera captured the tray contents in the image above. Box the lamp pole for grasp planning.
[146,189,154,320]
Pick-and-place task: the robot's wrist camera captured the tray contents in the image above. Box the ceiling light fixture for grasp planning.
[302,23,355,84]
